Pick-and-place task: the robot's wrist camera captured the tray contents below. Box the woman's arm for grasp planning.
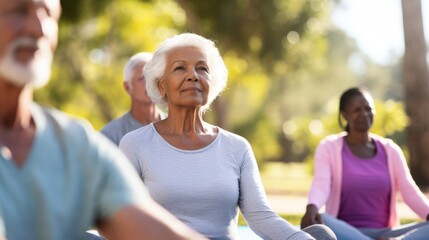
[390,142,429,219]
[307,140,335,211]
[238,141,314,240]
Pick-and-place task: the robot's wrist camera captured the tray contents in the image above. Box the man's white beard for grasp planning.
[0,37,53,88]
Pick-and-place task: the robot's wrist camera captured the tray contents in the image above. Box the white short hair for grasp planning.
[143,33,228,113]
[123,52,153,82]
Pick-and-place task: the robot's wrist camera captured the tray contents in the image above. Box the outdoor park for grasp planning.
[34,0,429,237]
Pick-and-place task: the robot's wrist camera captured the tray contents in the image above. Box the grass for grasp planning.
[238,213,302,226]
[259,162,312,195]
[239,213,418,227]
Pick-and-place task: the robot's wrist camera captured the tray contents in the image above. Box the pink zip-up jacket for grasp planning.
[307,132,429,227]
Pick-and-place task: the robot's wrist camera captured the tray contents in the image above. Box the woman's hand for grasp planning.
[300,204,323,229]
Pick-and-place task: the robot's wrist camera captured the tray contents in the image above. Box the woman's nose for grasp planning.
[187,69,199,81]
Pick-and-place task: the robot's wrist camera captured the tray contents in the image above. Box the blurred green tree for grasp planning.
[35,0,186,128]
[33,0,406,167]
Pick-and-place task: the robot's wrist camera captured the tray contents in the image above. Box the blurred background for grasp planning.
[36,0,429,209]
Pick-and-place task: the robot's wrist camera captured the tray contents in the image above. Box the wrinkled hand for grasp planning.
[300,204,323,229]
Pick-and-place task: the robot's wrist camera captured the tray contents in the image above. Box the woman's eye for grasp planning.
[197,66,209,72]
[174,66,185,71]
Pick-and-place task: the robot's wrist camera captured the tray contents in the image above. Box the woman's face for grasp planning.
[342,93,375,133]
[159,46,211,110]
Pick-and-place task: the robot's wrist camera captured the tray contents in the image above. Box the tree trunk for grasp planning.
[401,0,429,187]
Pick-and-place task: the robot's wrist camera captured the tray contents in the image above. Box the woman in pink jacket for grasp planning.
[301,87,429,239]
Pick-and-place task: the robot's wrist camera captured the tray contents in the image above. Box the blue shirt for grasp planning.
[0,104,149,240]
[101,112,145,146]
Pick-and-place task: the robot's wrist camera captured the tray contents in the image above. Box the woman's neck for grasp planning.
[160,108,208,135]
[153,108,218,150]
[345,131,371,144]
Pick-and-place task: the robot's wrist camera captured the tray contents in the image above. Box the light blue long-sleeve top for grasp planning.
[119,123,313,240]
[0,104,149,240]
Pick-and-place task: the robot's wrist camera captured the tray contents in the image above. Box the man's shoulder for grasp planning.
[35,104,112,151]
[100,113,136,145]
[37,104,91,131]
[100,113,130,133]
[39,105,129,161]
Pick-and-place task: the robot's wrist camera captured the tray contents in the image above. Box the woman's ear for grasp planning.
[341,111,347,121]
[158,79,166,97]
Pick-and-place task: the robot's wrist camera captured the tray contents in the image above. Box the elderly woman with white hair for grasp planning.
[119,33,336,240]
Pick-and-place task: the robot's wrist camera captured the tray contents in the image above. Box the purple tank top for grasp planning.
[337,137,391,228]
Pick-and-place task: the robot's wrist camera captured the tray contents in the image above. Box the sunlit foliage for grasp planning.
[282,99,409,166]
[34,0,406,166]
